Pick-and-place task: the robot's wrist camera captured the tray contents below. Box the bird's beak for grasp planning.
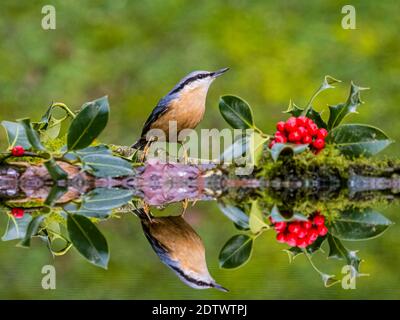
[212,282,229,292]
[212,67,230,78]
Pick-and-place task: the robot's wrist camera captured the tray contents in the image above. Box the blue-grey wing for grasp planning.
[140,93,178,137]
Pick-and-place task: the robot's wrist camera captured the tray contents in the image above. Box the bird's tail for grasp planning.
[131,137,147,150]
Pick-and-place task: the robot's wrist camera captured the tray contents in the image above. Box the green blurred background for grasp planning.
[1,0,400,299]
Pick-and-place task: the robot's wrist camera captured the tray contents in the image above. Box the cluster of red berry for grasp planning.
[269,116,328,151]
[11,145,25,157]
[270,212,328,248]
[11,208,25,219]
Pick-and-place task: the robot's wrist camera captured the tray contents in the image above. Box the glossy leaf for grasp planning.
[18,215,46,247]
[219,95,254,129]
[321,273,340,287]
[286,236,327,261]
[306,75,341,108]
[284,100,304,117]
[269,143,309,162]
[63,144,112,161]
[82,188,134,211]
[63,203,111,220]
[327,82,369,130]
[250,132,268,166]
[82,154,134,177]
[44,159,68,181]
[249,200,267,234]
[2,214,33,241]
[44,185,68,206]
[329,208,393,240]
[67,214,109,269]
[18,118,46,151]
[218,204,249,229]
[1,121,31,149]
[220,134,249,162]
[67,96,109,150]
[328,124,393,157]
[305,107,327,129]
[270,205,308,222]
[327,234,361,273]
[219,234,253,269]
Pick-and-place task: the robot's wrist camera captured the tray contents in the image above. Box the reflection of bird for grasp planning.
[135,209,228,292]
[132,68,229,150]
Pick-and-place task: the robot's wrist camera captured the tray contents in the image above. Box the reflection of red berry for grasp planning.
[277,121,286,132]
[11,208,24,219]
[317,128,328,139]
[11,146,25,157]
[270,212,328,248]
[312,138,325,150]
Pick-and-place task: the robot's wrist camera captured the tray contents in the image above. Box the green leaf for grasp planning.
[63,203,111,219]
[82,154,134,177]
[306,75,341,108]
[286,236,326,261]
[321,273,341,287]
[67,96,109,150]
[284,100,304,117]
[327,82,369,130]
[250,132,268,166]
[220,134,249,162]
[329,208,393,240]
[328,124,393,157]
[269,143,309,162]
[1,121,32,149]
[218,204,249,229]
[63,144,112,161]
[2,214,33,241]
[43,159,68,181]
[249,200,267,234]
[327,234,361,273]
[219,95,254,129]
[305,107,327,129]
[82,188,134,211]
[18,215,46,247]
[270,205,308,222]
[67,214,109,269]
[18,118,46,151]
[219,234,253,269]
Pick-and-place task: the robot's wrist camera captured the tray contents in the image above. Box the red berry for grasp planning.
[11,208,24,219]
[286,234,297,247]
[285,117,297,132]
[312,138,325,150]
[302,221,312,229]
[276,121,286,132]
[11,145,25,157]
[275,135,287,144]
[302,135,312,144]
[274,221,287,233]
[307,122,319,136]
[297,126,308,137]
[297,228,307,239]
[308,228,319,242]
[317,128,328,139]
[296,238,308,248]
[269,140,276,149]
[288,131,301,142]
[296,116,308,127]
[318,225,328,236]
[313,215,325,226]
[276,233,286,243]
[288,222,301,234]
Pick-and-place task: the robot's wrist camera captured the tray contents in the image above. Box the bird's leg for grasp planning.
[181,199,189,216]
[142,202,154,223]
[140,137,155,162]
[191,199,198,207]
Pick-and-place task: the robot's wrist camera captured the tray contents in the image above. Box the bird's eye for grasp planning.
[198,74,206,79]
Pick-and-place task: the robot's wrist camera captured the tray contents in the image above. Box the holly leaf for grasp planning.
[270,205,308,222]
[218,204,249,229]
[219,234,253,269]
[82,154,134,177]
[18,215,46,247]
[284,100,304,117]
[2,214,33,241]
[305,107,327,129]
[249,200,267,234]
[1,121,32,149]
[219,95,254,129]
[81,188,134,211]
[269,143,309,162]
[67,96,109,150]
[328,124,393,157]
[329,208,393,240]
[327,82,369,130]
[285,235,327,261]
[327,234,361,273]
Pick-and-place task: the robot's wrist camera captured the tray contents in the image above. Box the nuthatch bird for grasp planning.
[132,68,229,150]
[135,209,228,292]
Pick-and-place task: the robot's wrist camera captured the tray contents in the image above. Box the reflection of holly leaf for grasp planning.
[321,273,340,287]
[284,100,303,117]
[270,205,308,223]
[329,208,393,240]
[327,234,362,275]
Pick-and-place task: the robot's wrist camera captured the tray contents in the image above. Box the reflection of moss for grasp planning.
[43,137,66,153]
